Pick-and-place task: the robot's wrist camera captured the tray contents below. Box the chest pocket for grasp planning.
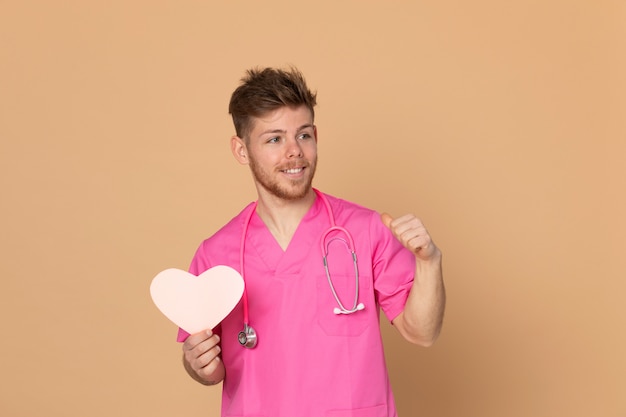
[316,273,372,336]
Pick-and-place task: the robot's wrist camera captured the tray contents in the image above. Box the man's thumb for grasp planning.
[380,212,394,229]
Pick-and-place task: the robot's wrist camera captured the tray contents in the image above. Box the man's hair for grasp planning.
[228,66,317,140]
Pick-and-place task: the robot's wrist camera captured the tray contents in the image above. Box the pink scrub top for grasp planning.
[178,192,416,417]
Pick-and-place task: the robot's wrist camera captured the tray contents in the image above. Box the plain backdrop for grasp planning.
[1,1,624,416]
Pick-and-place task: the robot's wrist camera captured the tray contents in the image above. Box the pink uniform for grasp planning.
[178,192,416,417]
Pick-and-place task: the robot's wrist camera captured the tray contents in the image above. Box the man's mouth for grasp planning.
[281,167,304,174]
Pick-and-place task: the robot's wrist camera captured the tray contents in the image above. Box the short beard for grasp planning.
[248,156,317,201]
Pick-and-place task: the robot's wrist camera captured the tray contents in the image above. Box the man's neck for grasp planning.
[255,188,317,251]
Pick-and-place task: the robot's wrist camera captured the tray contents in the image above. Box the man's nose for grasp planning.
[286,138,303,158]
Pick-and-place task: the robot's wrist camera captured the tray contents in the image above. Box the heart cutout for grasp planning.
[150,266,244,334]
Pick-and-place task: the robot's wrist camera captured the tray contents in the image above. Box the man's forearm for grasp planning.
[394,254,446,346]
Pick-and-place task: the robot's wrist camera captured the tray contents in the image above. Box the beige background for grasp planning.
[1,1,624,416]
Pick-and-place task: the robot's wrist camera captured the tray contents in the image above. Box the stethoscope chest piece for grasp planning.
[238,323,257,348]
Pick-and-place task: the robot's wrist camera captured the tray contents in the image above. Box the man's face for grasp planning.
[243,105,317,201]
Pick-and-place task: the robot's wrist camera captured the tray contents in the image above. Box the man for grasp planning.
[179,67,445,416]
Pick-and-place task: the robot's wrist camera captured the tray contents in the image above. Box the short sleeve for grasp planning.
[370,213,416,323]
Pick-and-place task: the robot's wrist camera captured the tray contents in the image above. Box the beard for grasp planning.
[248,155,317,201]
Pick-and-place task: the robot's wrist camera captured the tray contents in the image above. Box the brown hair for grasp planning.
[228,66,317,140]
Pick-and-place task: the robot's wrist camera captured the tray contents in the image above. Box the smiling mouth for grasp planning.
[281,167,304,174]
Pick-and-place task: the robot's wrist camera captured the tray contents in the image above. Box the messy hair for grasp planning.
[228,66,317,140]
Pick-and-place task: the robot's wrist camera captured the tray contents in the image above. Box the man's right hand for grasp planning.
[182,329,225,385]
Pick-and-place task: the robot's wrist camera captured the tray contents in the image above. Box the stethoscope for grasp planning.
[237,189,364,349]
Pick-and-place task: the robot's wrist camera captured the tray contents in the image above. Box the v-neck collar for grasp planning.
[246,193,325,274]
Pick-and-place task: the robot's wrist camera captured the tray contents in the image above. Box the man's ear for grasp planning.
[231,135,248,165]
[313,125,318,143]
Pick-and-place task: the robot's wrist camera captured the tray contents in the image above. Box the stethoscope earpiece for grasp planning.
[333,303,365,315]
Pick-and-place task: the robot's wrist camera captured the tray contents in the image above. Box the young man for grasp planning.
[179,67,445,416]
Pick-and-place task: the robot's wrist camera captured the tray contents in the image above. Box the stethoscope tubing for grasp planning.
[240,201,257,327]
[321,226,362,314]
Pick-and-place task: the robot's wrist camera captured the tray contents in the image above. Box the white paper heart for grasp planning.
[150,266,244,334]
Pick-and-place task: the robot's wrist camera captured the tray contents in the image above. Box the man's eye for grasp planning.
[298,133,311,140]
[268,137,279,143]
